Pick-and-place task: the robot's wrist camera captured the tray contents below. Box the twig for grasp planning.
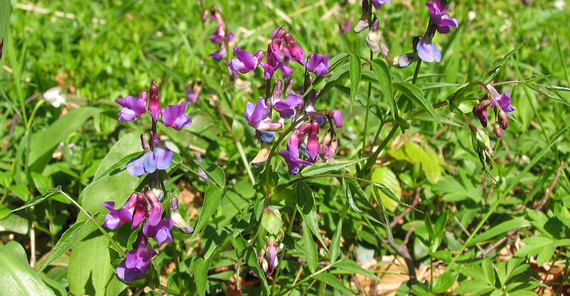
[480,227,522,257]
[390,187,421,229]
[537,160,565,211]
[453,216,485,253]
[285,267,304,296]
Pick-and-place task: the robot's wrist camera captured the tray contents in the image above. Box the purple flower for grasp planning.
[278,60,295,80]
[371,0,391,9]
[340,19,352,34]
[243,97,282,131]
[274,94,303,119]
[279,150,312,175]
[416,37,441,63]
[126,132,174,177]
[307,54,330,77]
[102,193,148,230]
[116,92,147,122]
[426,0,459,34]
[307,120,320,162]
[229,48,259,74]
[116,235,157,282]
[162,102,192,131]
[266,238,278,271]
[487,85,515,113]
[185,83,201,104]
[209,49,225,61]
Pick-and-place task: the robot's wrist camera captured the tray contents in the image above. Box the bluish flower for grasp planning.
[426,0,459,34]
[371,0,391,9]
[274,93,303,119]
[126,132,174,177]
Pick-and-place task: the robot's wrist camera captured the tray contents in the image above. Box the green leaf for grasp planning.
[11,186,62,212]
[191,186,224,239]
[466,218,531,247]
[454,280,494,296]
[330,205,348,263]
[40,219,88,272]
[370,167,401,212]
[302,221,318,273]
[193,258,210,296]
[301,159,362,177]
[394,82,442,128]
[349,54,362,111]
[312,273,354,294]
[28,107,102,174]
[0,0,10,68]
[432,271,459,293]
[332,259,384,283]
[482,45,522,83]
[68,224,125,295]
[194,160,225,188]
[0,242,56,296]
[370,59,395,118]
[296,182,328,251]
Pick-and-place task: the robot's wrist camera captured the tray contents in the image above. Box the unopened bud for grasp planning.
[354,19,369,33]
[498,110,508,130]
[266,238,278,271]
[251,142,271,166]
[473,99,491,113]
[149,81,161,123]
[170,197,194,234]
[494,122,503,138]
[258,250,269,273]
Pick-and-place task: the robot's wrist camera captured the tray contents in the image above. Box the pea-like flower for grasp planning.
[126,132,174,177]
[229,48,261,74]
[116,235,157,283]
[141,190,174,246]
[371,0,391,9]
[416,0,458,63]
[473,84,515,138]
[116,91,147,122]
[307,54,331,77]
[161,102,192,131]
[244,97,283,131]
[102,192,147,230]
[274,93,303,119]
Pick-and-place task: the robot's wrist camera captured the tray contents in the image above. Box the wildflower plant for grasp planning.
[3,1,570,296]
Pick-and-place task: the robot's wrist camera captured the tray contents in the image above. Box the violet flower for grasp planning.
[116,91,147,122]
[148,82,161,123]
[243,97,283,131]
[416,0,458,63]
[327,110,343,129]
[185,83,201,104]
[274,94,303,119]
[229,48,260,74]
[279,150,312,175]
[126,132,174,177]
[307,54,331,77]
[102,192,148,230]
[116,235,157,283]
[161,102,192,131]
[473,84,515,138]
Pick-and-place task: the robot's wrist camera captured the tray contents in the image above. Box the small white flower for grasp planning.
[43,87,66,107]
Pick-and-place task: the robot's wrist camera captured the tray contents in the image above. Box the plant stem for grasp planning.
[57,189,126,257]
[271,209,298,295]
[361,49,374,157]
[412,59,422,85]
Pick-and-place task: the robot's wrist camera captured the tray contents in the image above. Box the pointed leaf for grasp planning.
[371,59,395,118]
[302,221,318,273]
[394,82,442,128]
[40,219,89,272]
[296,182,328,251]
[191,187,224,239]
[312,273,354,294]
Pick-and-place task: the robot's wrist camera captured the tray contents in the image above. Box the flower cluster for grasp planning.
[103,188,173,282]
[473,84,515,138]
[230,27,341,175]
[104,81,195,282]
[203,7,234,61]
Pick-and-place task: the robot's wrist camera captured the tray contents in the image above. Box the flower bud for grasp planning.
[498,110,508,130]
[149,81,161,123]
[251,142,271,166]
[261,208,282,236]
[307,120,320,162]
[266,238,278,271]
[258,250,269,273]
[170,197,194,234]
[494,122,503,138]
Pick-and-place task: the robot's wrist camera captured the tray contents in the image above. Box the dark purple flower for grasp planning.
[162,102,192,130]
[185,83,201,104]
[287,122,312,159]
[266,238,278,271]
[426,0,459,34]
[307,54,330,77]
[141,190,173,245]
[371,0,391,9]
[340,19,352,34]
[274,94,303,119]
[102,193,148,230]
[116,93,147,122]
[116,235,156,282]
[229,47,259,74]
[243,97,282,131]
[209,49,225,61]
[278,60,295,80]
[487,85,515,113]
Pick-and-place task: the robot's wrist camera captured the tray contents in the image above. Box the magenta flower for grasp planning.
[371,0,391,9]
[307,54,330,77]
[161,102,192,131]
[102,192,148,230]
[327,109,343,129]
[307,120,320,162]
[243,97,283,132]
[116,92,147,122]
[148,82,161,123]
[116,235,157,282]
[473,84,515,138]
[229,48,259,74]
[141,190,173,245]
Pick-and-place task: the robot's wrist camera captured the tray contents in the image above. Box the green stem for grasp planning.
[361,49,374,157]
[359,123,399,177]
[412,59,422,85]
[225,189,246,217]
[57,189,126,257]
[271,209,298,295]
[177,162,218,187]
[235,138,256,185]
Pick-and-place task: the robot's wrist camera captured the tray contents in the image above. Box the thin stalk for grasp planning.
[271,209,298,295]
[412,58,422,85]
[359,123,399,177]
[177,162,218,187]
[361,49,374,157]
[225,188,246,217]
[235,138,256,185]
[57,189,126,257]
